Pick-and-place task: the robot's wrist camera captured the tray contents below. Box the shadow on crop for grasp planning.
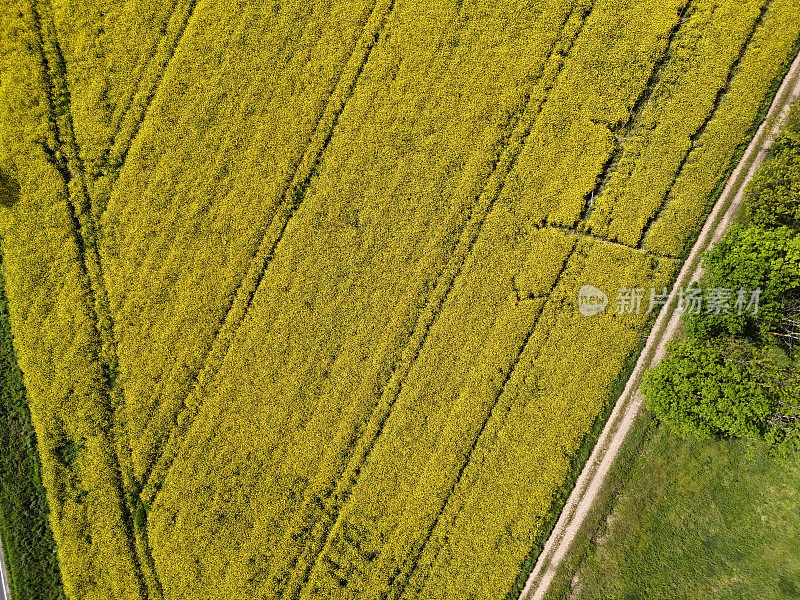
[0,168,20,208]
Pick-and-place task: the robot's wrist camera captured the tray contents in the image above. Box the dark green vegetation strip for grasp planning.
[0,256,66,600]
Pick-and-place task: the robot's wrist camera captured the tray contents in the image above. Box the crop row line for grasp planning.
[98,0,199,215]
[91,0,186,179]
[578,0,695,225]
[105,4,338,469]
[27,0,153,597]
[276,5,597,599]
[139,0,397,506]
[101,0,200,189]
[391,243,578,600]
[636,0,774,248]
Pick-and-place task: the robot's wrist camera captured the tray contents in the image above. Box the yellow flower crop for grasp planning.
[0,0,797,598]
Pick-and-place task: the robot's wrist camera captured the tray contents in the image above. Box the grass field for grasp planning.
[0,0,799,598]
[562,429,800,600]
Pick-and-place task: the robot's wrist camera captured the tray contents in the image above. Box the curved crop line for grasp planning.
[280,6,596,599]
[139,0,396,502]
[27,0,152,597]
[637,0,774,248]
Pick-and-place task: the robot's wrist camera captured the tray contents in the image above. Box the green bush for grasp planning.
[683,225,800,338]
[643,337,798,453]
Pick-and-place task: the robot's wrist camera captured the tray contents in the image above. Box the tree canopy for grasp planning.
[644,102,800,456]
[643,337,799,453]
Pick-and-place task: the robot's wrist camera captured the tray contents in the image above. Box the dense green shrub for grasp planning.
[643,337,799,453]
[683,225,800,338]
[645,101,800,458]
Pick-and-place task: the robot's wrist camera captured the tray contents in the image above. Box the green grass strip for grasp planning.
[0,251,66,600]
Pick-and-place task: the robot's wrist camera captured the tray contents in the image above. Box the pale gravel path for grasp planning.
[0,534,9,600]
[519,47,800,600]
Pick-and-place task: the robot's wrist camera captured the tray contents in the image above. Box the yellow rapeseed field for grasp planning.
[0,0,797,598]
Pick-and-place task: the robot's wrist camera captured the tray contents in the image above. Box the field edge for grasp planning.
[505,33,800,600]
